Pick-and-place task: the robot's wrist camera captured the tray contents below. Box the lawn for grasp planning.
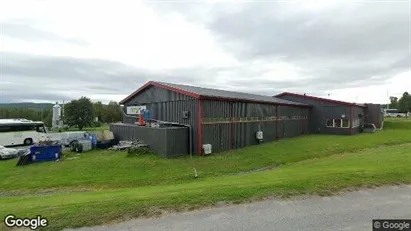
[1,119,410,230]
[1,126,410,192]
[63,124,110,132]
[1,143,410,230]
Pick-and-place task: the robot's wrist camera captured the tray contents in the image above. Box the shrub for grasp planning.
[126,146,156,157]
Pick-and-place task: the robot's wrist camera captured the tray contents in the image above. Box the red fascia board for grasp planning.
[275,92,365,108]
[119,81,201,104]
[199,95,312,108]
[120,82,311,108]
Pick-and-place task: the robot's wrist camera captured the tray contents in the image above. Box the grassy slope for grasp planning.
[1,143,410,230]
[1,119,410,230]
[1,128,410,192]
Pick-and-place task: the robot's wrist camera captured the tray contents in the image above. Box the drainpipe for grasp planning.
[146,119,198,178]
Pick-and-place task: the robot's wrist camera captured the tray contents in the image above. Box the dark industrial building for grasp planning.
[112,81,383,157]
[275,92,384,134]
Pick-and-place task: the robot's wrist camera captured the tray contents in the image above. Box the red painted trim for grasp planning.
[349,106,354,135]
[230,103,234,149]
[119,81,153,104]
[275,92,365,108]
[197,99,203,156]
[275,105,279,140]
[120,81,312,108]
[120,81,201,104]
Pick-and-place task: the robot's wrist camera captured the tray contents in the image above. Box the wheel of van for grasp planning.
[75,143,83,153]
[70,140,78,152]
[24,138,33,145]
[397,115,401,117]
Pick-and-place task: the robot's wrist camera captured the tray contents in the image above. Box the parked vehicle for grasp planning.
[0,119,48,147]
[60,131,89,148]
[0,145,26,160]
[384,109,409,117]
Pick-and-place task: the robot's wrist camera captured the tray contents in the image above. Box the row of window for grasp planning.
[326,119,350,128]
[202,116,309,124]
[0,125,41,133]
[325,119,361,128]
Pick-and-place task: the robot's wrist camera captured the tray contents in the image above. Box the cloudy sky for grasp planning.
[0,0,410,104]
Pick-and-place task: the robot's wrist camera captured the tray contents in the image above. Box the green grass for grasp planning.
[1,143,410,230]
[1,119,410,230]
[64,124,110,132]
[1,127,410,192]
[384,117,411,130]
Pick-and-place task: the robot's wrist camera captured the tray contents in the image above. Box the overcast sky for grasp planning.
[0,0,410,104]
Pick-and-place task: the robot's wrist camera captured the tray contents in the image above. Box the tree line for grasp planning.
[64,97,123,130]
[0,97,123,130]
[389,92,411,112]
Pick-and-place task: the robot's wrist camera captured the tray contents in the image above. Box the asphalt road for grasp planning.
[67,185,411,231]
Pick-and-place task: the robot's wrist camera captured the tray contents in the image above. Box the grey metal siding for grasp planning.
[110,123,189,158]
[200,100,306,153]
[364,104,382,128]
[123,86,199,154]
[126,86,194,104]
[202,123,231,153]
[277,95,359,135]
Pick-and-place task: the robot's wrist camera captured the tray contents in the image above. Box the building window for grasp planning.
[326,118,350,128]
[342,119,349,128]
[334,119,342,127]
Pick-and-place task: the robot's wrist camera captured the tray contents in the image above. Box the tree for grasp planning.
[64,97,95,130]
[104,101,122,123]
[398,92,411,115]
[389,96,399,109]
[93,101,104,122]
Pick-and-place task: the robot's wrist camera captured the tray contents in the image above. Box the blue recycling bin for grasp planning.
[89,134,98,149]
[30,144,62,162]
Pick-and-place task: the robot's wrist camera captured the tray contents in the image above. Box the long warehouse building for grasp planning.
[114,81,383,157]
[117,81,311,156]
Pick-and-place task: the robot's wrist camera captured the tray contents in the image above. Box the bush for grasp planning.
[126,146,156,157]
[93,121,102,127]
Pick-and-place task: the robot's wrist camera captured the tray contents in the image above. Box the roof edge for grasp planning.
[200,95,312,107]
[275,92,366,108]
[119,81,201,104]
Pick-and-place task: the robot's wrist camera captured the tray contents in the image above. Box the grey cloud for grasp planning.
[1,21,89,45]
[2,1,410,103]
[208,2,409,60]
[0,52,203,103]
[149,1,410,97]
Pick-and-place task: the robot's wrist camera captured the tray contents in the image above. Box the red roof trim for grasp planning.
[120,81,311,107]
[275,92,365,108]
[119,81,200,104]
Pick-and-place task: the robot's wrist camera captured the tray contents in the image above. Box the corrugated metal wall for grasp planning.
[110,123,189,158]
[364,104,383,128]
[122,86,199,154]
[276,95,364,135]
[126,86,193,104]
[278,105,310,138]
[201,100,309,153]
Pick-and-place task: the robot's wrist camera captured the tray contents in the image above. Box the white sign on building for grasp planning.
[127,105,147,115]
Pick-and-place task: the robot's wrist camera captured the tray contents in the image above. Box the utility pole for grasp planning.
[386,90,389,109]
